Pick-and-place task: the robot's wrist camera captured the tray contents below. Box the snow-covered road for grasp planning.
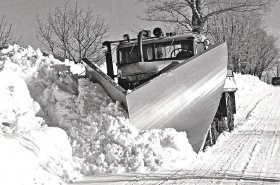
[72,87,280,184]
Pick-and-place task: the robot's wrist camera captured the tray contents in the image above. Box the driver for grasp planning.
[176,44,193,59]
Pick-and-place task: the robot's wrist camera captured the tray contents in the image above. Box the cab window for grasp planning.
[196,42,205,54]
[118,40,194,64]
[155,41,193,59]
[143,46,153,61]
[118,45,138,65]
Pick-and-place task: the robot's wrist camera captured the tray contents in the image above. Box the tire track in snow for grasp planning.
[244,93,272,120]
[243,90,280,180]
[221,97,270,178]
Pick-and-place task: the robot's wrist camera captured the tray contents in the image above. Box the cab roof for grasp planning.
[117,33,207,49]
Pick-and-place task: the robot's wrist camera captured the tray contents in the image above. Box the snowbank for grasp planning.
[0,128,80,185]
[0,45,196,184]
[0,45,82,185]
[234,73,272,125]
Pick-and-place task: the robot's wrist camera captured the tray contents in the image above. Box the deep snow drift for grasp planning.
[0,45,196,184]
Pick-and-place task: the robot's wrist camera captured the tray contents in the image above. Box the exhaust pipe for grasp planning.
[137,31,145,62]
[102,41,114,79]
[137,30,151,62]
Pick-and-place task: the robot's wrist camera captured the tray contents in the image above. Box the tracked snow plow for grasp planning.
[83,28,237,153]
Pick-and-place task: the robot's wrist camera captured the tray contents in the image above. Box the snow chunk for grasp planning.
[0,69,42,133]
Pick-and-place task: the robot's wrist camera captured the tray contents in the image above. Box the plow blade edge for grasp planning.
[82,59,127,108]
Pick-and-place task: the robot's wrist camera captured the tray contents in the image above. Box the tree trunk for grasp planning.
[258,72,263,79]
[277,63,279,77]
[192,13,203,32]
[190,0,203,33]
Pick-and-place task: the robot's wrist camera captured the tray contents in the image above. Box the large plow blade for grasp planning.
[83,42,227,153]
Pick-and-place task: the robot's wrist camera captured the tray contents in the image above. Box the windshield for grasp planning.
[118,40,193,65]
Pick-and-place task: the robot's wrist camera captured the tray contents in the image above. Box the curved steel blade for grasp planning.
[126,42,228,153]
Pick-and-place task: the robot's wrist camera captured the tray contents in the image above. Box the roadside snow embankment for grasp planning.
[234,73,273,125]
[0,46,81,185]
[0,45,196,184]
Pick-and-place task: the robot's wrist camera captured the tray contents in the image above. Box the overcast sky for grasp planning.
[0,0,279,49]
[264,1,280,40]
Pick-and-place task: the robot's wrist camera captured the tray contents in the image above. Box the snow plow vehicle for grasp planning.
[82,28,237,153]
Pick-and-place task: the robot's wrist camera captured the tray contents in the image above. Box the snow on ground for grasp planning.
[0,45,196,184]
[234,73,272,125]
[0,44,275,185]
[0,46,82,185]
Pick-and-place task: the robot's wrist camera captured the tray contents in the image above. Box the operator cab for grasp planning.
[117,37,195,65]
[106,28,210,89]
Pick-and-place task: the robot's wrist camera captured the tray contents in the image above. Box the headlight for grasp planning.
[101,45,108,53]
[117,69,122,77]
[204,39,210,46]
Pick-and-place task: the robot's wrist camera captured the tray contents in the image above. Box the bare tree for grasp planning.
[207,11,262,70]
[0,16,20,48]
[207,9,280,78]
[37,2,109,64]
[139,0,274,33]
[251,32,280,79]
